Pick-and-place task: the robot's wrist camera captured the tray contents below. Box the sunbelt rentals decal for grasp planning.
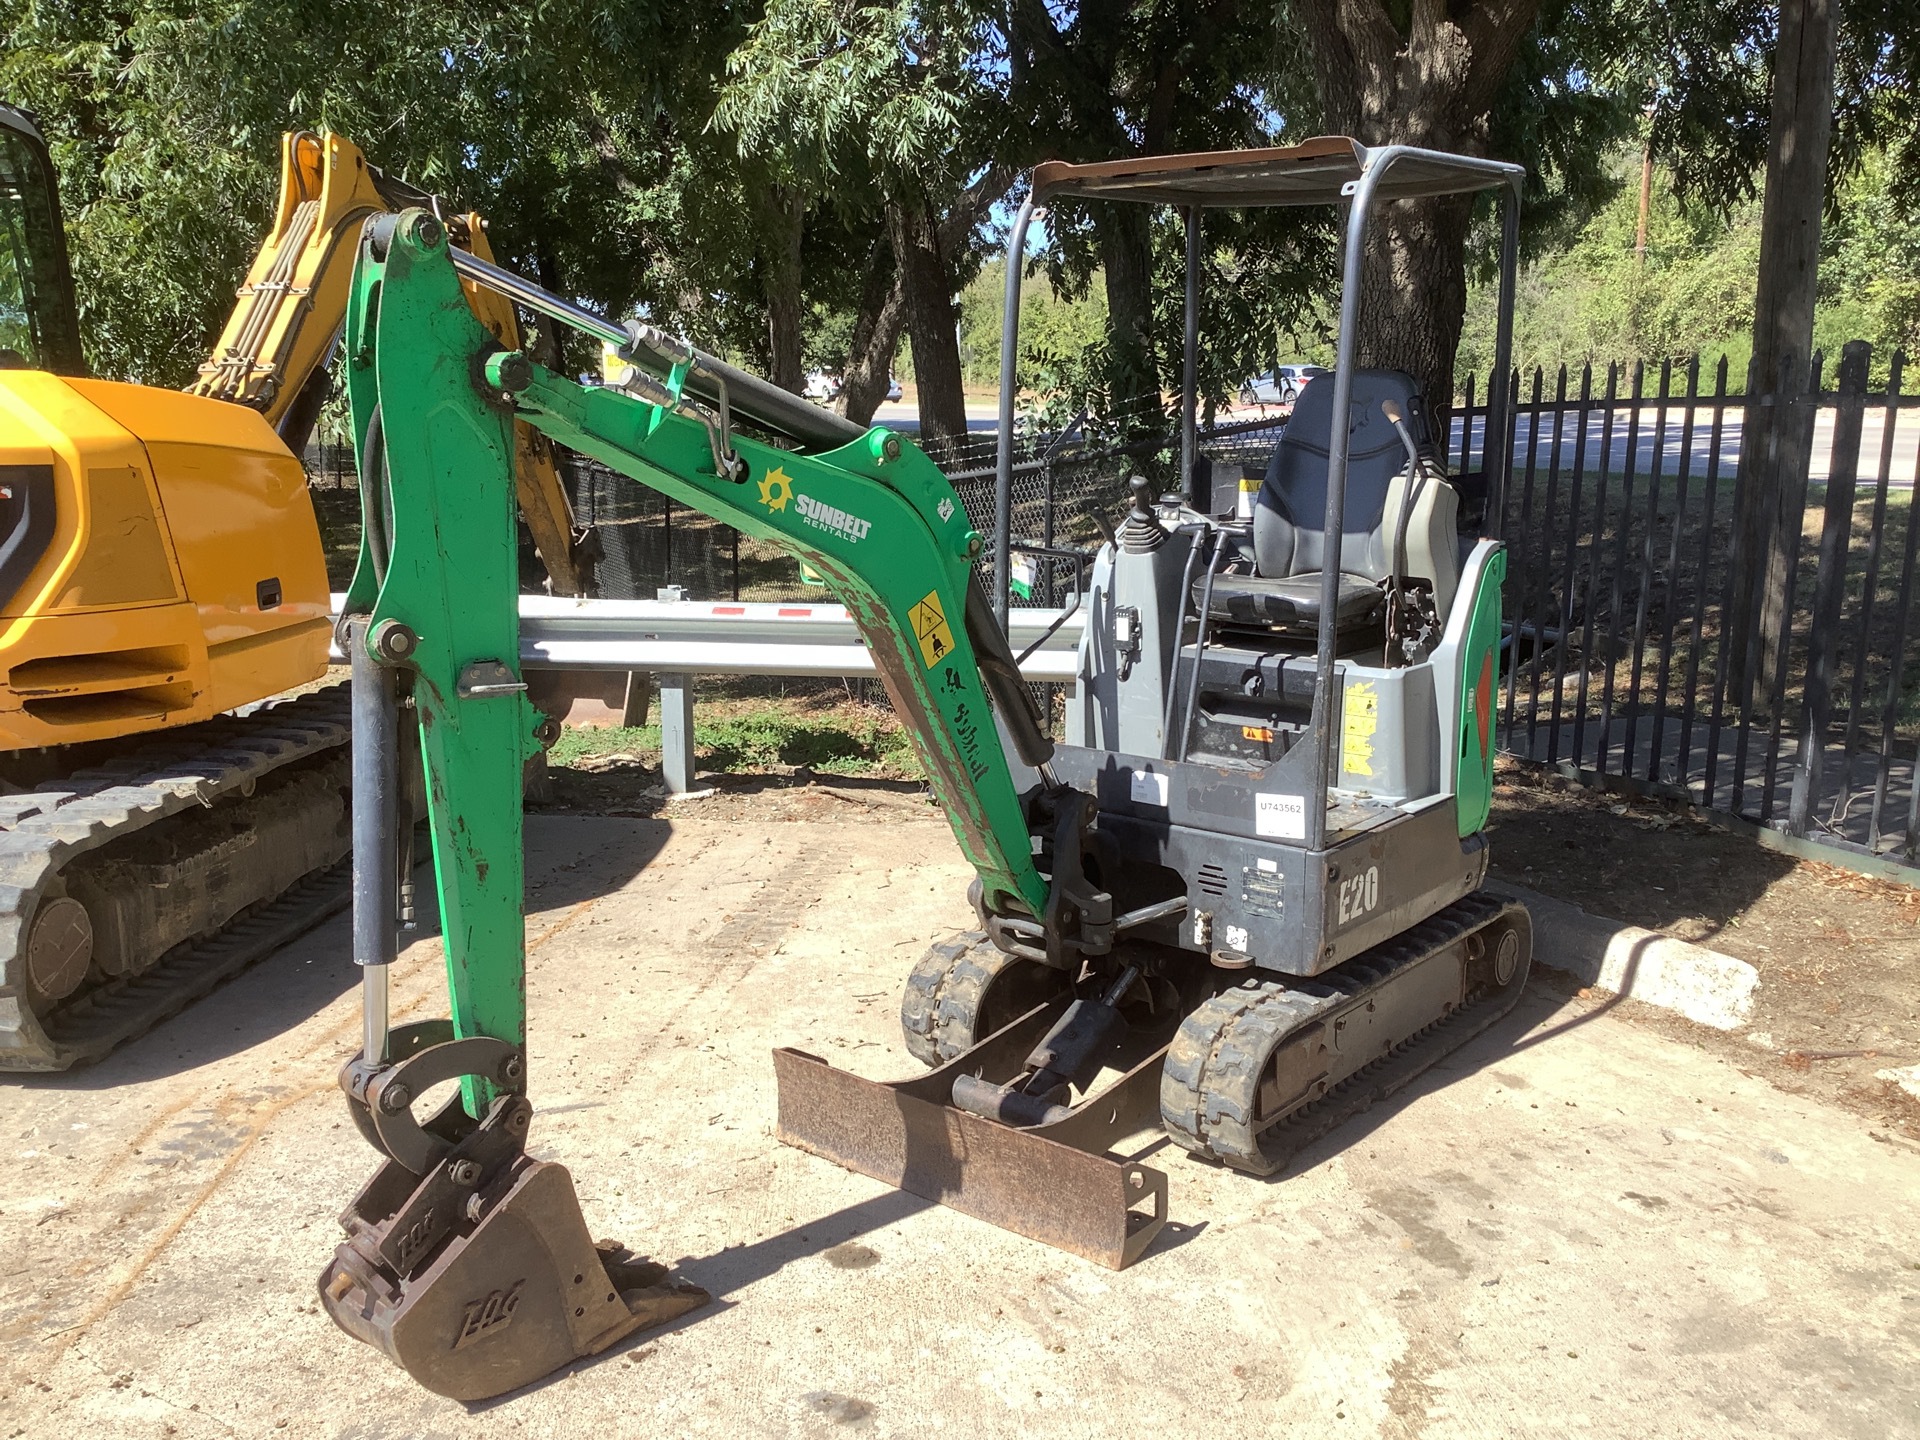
[757,466,871,543]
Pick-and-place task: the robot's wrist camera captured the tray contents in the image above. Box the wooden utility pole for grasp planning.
[1633,139,1654,266]
[1728,0,1838,705]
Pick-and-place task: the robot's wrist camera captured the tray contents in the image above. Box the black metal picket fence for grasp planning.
[1473,344,1920,876]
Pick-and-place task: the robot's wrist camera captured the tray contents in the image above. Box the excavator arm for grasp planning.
[338,209,1049,1048]
[319,210,1072,1399]
[191,131,586,594]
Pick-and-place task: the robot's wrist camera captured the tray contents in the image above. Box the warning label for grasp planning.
[1342,680,1378,777]
[910,589,957,668]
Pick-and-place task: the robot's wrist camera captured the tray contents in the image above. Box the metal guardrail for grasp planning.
[329,594,1085,681]
[328,594,1087,792]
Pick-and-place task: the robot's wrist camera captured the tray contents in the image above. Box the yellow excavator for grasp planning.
[0,106,579,1068]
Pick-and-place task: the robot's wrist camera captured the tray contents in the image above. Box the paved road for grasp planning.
[2,799,1914,1438]
[1454,407,1920,488]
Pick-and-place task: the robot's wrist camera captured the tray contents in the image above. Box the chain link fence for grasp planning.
[305,407,1289,733]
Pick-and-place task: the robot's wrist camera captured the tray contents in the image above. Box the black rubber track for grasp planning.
[0,685,351,1070]
[899,930,1069,1067]
[1159,891,1530,1174]
[35,858,351,1069]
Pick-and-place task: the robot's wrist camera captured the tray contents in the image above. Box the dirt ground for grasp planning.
[1487,758,1920,1137]
[1,792,1916,1439]
[535,702,1920,1144]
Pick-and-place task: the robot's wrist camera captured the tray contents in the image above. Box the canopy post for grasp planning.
[1483,183,1522,537]
[1180,205,1200,506]
[994,193,1038,630]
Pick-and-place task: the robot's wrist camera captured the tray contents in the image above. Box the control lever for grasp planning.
[1116,475,1168,554]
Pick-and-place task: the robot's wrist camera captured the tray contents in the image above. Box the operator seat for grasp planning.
[1204,369,1453,635]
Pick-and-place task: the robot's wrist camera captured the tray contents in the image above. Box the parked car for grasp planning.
[803,369,843,402]
[1238,364,1327,407]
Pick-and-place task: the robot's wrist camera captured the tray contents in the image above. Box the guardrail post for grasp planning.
[658,673,695,792]
[652,585,695,791]
[621,671,651,727]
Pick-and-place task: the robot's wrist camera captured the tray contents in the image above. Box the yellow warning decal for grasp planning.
[909,589,957,668]
[1342,680,1378,777]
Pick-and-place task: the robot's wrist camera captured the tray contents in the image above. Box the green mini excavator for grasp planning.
[318,137,1532,1400]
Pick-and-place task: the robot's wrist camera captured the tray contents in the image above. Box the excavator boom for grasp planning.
[318,210,1067,1397]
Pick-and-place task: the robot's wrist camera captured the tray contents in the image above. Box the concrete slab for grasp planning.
[1,803,1915,1439]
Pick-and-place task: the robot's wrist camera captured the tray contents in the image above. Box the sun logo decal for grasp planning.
[757,467,794,512]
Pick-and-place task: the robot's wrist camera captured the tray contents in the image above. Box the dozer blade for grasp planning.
[774,1000,1170,1269]
[321,1149,707,1401]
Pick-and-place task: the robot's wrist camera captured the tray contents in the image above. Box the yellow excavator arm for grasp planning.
[189,131,585,595]
[190,132,383,425]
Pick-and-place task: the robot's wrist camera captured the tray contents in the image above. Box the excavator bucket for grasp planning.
[772,1000,1170,1269]
[320,1126,706,1401]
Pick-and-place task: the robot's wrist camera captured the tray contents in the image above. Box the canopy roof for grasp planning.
[1029,137,1522,209]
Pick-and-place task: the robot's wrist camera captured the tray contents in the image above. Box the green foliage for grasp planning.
[1458,152,1760,382]
[1818,149,1920,361]
[1148,206,1338,418]
[712,0,982,183]
[0,0,751,385]
[957,256,1109,417]
[1458,142,1920,387]
[1634,0,1920,217]
[11,0,1919,427]
[1484,0,1655,259]
[709,0,1005,392]
[959,211,1338,432]
[547,705,921,778]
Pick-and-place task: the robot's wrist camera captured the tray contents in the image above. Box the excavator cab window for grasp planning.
[0,107,83,376]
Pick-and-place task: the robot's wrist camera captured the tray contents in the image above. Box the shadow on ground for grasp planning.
[1487,764,1796,945]
[6,814,671,1092]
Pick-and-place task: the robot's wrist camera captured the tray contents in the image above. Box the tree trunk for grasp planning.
[762,184,806,395]
[1352,194,1475,416]
[1292,0,1541,416]
[1096,202,1158,435]
[838,238,907,426]
[1727,0,1838,704]
[890,197,968,445]
[528,235,566,371]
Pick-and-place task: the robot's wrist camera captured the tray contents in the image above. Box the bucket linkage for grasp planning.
[319,1020,707,1401]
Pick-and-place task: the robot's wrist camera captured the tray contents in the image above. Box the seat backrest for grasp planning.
[1254,369,1432,581]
